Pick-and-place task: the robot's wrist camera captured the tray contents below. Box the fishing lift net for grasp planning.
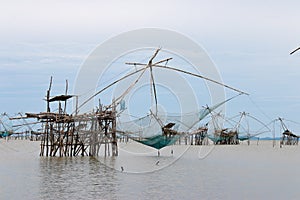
[207,110,271,144]
[77,48,247,150]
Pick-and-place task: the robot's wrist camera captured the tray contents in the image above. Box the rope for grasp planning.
[109,65,149,107]
[248,95,273,121]
[73,67,146,114]
[153,64,249,95]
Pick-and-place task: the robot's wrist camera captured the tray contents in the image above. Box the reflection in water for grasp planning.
[39,157,118,199]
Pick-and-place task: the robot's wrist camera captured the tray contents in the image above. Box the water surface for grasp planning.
[0,139,299,199]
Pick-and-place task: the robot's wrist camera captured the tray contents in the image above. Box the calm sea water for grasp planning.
[0,139,299,200]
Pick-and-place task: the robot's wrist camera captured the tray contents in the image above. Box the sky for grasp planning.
[1,0,300,135]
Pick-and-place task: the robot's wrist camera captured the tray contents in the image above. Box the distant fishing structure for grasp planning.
[206,111,270,145]
[0,113,32,139]
[0,113,13,138]
[278,118,299,146]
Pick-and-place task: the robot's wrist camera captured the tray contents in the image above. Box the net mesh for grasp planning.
[116,97,234,149]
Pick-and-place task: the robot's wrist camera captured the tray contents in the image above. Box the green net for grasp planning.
[132,135,180,150]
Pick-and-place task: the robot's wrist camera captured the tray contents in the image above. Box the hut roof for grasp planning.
[283,129,299,138]
[48,95,74,102]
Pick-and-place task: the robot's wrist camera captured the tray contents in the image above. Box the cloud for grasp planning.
[1,0,300,125]
[1,1,299,43]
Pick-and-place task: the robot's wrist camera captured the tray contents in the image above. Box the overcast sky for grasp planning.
[1,1,300,133]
